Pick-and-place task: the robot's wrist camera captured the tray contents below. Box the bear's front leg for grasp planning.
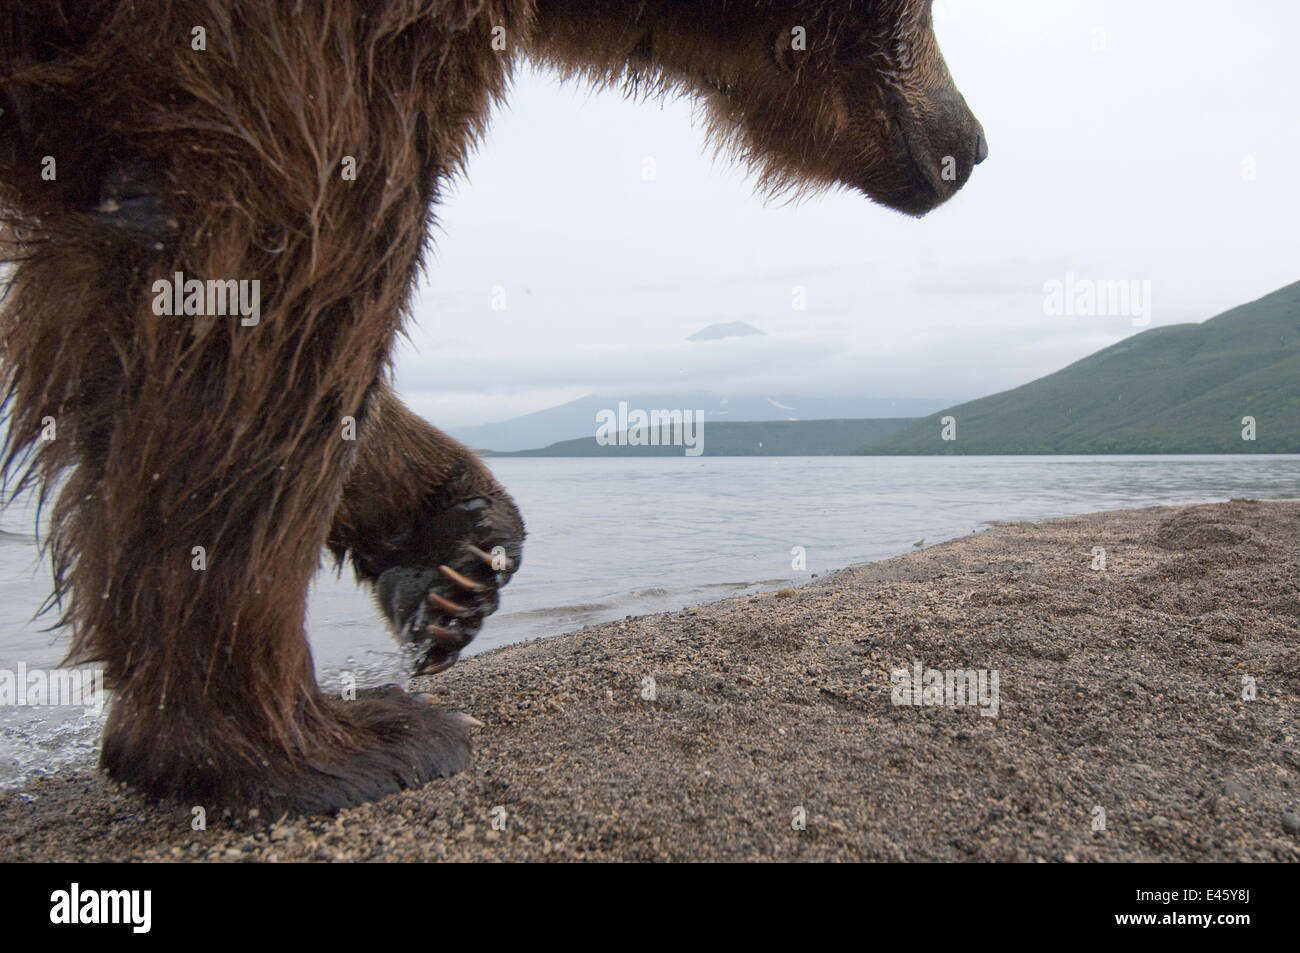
[329,382,525,676]
[0,0,525,816]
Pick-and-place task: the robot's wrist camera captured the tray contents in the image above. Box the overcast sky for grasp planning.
[394,0,1300,428]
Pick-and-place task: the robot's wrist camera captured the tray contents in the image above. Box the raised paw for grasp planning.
[370,495,523,676]
[417,536,520,674]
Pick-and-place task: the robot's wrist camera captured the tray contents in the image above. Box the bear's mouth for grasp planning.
[859,94,979,218]
[885,127,955,216]
[842,114,947,217]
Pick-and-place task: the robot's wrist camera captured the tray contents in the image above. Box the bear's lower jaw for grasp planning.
[100,690,474,819]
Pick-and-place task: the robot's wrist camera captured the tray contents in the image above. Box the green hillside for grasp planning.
[483,418,913,457]
[863,280,1300,454]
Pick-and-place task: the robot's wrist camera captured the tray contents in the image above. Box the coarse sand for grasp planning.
[2,500,1297,861]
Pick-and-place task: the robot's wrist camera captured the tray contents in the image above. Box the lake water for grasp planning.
[3,454,1298,787]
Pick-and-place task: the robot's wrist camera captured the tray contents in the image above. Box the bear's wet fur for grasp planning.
[0,0,981,816]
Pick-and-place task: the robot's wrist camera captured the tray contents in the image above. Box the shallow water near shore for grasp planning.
[2,453,1298,787]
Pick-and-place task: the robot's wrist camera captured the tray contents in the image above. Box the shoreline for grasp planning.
[2,499,1297,861]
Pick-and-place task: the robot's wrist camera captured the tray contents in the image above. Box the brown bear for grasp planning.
[0,0,983,816]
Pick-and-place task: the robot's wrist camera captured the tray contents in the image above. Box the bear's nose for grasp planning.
[974,131,989,165]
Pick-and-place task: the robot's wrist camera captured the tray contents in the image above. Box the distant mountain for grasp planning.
[863,280,1300,454]
[483,418,915,457]
[449,393,951,452]
[686,321,765,341]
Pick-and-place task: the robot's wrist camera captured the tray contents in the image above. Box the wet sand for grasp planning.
[2,499,1298,861]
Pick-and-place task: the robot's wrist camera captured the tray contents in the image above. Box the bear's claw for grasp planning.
[438,564,485,592]
[411,498,522,676]
[427,589,468,615]
[414,540,518,675]
[367,491,522,678]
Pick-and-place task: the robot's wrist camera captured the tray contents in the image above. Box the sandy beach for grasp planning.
[2,499,1297,862]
